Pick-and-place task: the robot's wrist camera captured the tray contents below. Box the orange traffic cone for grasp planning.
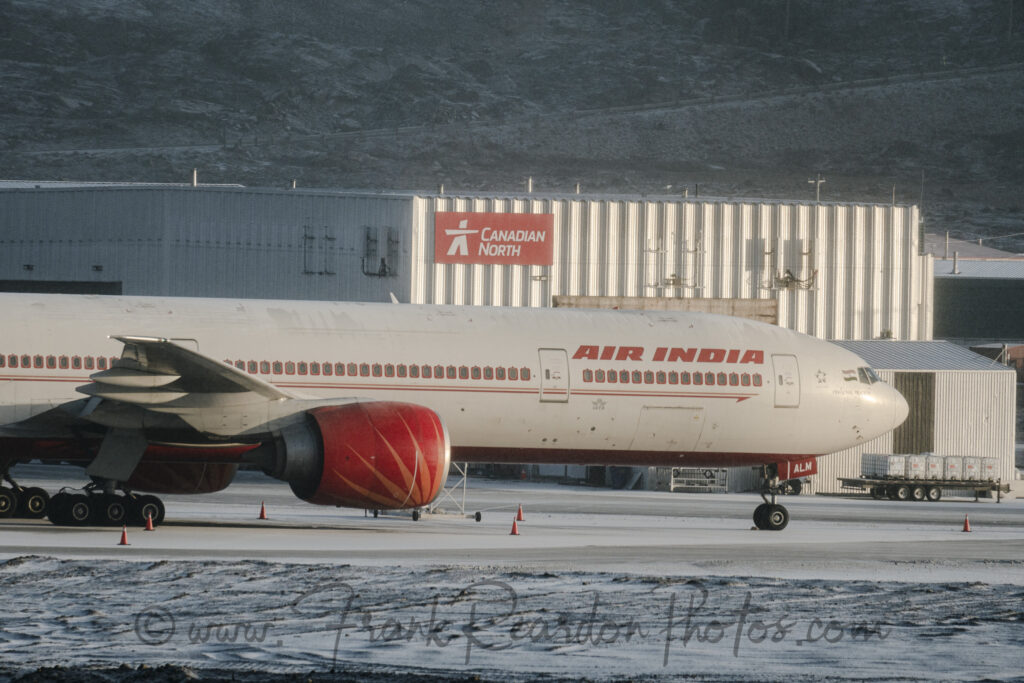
[510,518,520,535]
[118,525,130,546]
[962,515,971,532]
[144,513,155,531]
[516,504,524,522]
[259,501,268,520]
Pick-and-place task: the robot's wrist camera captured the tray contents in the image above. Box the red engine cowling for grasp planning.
[271,402,450,510]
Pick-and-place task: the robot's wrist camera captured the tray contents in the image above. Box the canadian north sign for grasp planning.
[434,212,554,266]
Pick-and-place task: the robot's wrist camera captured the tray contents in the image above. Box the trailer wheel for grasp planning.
[870,486,884,500]
[911,486,926,502]
[926,486,942,502]
[893,485,911,501]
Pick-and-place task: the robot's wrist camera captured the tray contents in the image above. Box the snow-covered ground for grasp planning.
[1,470,1022,681]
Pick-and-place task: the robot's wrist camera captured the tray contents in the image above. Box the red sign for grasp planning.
[777,457,818,480]
[434,212,554,266]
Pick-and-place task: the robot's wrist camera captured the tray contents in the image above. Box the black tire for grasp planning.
[373,509,379,518]
[17,487,49,518]
[67,494,93,525]
[98,495,128,526]
[911,486,926,502]
[753,503,769,530]
[0,487,18,518]
[870,486,883,500]
[765,504,789,531]
[893,485,911,501]
[788,479,803,496]
[411,509,421,522]
[48,492,71,525]
[926,486,942,502]
[474,511,482,522]
[132,495,164,526]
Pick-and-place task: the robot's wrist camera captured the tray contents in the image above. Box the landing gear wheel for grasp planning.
[474,511,482,522]
[67,494,93,525]
[411,509,421,522]
[911,485,926,502]
[17,487,49,518]
[98,494,128,526]
[130,495,164,526]
[0,487,18,518]
[926,486,942,502]
[48,492,71,525]
[753,503,789,531]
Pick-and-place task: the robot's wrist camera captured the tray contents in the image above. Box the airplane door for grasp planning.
[772,354,800,408]
[538,348,569,403]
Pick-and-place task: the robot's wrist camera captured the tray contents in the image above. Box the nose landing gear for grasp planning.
[753,465,790,531]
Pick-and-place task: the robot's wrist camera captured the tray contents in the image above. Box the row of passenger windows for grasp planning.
[582,368,763,387]
[224,359,533,382]
[0,354,115,370]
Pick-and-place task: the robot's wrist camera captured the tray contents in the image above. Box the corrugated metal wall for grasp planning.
[0,187,413,302]
[412,195,932,340]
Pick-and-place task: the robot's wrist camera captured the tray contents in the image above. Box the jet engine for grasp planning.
[261,402,450,510]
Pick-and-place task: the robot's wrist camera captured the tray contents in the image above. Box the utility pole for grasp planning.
[808,173,825,201]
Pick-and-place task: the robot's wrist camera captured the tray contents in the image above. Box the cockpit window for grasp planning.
[855,366,881,384]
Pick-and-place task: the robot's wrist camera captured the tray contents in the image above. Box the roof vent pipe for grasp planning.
[953,251,960,275]
[526,176,533,193]
[191,169,197,187]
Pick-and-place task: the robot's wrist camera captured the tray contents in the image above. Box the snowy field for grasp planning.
[1,468,1022,681]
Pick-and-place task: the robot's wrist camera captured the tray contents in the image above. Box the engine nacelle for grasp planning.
[265,402,450,510]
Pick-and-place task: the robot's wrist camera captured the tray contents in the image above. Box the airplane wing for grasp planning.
[74,336,339,438]
[79,335,293,403]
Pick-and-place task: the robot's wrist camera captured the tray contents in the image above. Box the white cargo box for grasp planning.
[962,457,981,481]
[944,456,963,480]
[925,455,944,479]
[862,453,906,478]
[905,455,927,480]
[980,457,999,481]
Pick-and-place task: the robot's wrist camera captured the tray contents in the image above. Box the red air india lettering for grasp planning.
[571,345,765,364]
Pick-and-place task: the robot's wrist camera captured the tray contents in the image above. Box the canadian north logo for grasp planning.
[434,212,554,265]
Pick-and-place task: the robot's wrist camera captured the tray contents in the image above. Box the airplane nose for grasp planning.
[890,384,909,430]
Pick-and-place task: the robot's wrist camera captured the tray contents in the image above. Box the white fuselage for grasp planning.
[0,294,907,468]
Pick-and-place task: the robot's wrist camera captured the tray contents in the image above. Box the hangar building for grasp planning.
[0,182,932,340]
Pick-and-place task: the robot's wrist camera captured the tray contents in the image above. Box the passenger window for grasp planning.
[97,357,107,370]
[619,370,628,383]
[459,366,469,380]
[397,364,407,378]
[668,371,678,384]
[322,363,332,376]
[72,356,82,370]
[632,371,642,384]
[693,372,703,386]
[706,372,715,385]
[595,369,605,383]
[7,355,16,368]
[298,362,308,375]
[583,369,593,382]
[261,361,271,374]
[483,366,493,380]
[509,367,519,380]
[360,363,370,377]
[311,362,320,375]
[753,374,763,386]
[385,364,395,377]
[607,369,617,383]
[409,365,420,378]
[644,371,654,384]
[285,362,295,375]
[718,372,727,386]
[521,368,530,381]
[471,366,481,380]
[273,361,283,375]
[248,361,258,374]
[84,357,94,370]
[495,367,505,380]
[59,356,69,369]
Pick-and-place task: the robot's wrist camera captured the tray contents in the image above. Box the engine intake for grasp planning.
[265,402,450,510]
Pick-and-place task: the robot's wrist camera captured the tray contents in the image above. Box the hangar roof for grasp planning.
[832,340,1013,372]
[933,258,1024,280]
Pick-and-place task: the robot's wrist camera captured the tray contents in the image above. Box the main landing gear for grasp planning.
[46,485,165,527]
[753,465,790,531]
[1,471,51,520]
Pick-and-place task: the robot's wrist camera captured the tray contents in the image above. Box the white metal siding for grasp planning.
[411,195,929,341]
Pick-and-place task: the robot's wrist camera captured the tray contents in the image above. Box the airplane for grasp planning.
[0,293,908,531]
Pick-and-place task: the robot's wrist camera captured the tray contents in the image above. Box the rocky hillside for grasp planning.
[1,0,1022,245]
